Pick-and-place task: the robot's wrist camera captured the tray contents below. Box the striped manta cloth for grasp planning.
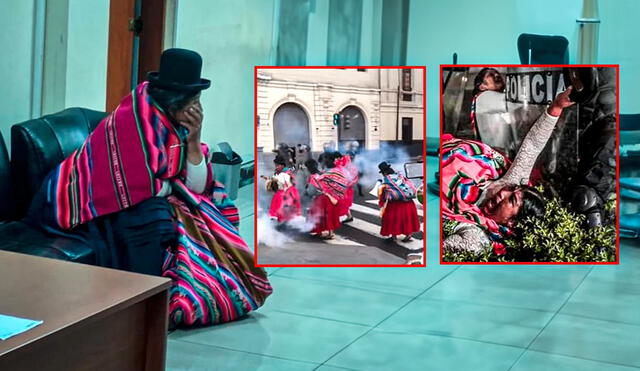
[316,168,349,201]
[335,155,359,187]
[45,82,272,326]
[441,134,511,242]
[382,173,417,202]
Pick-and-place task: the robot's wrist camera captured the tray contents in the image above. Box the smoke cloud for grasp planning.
[256,141,423,246]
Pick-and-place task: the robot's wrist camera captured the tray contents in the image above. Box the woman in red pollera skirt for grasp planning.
[265,155,301,223]
[377,161,420,242]
[305,159,341,239]
[333,153,358,223]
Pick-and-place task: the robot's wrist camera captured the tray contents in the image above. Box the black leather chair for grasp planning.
[619,114,640,240]
[517,33,569,64]
[11,108,108,219]
[0,108,107,263]
[0,130,11,221]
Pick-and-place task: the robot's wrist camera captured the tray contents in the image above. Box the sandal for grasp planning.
[406,253,423,265]
[322,232,335,240]
[401,235,413,242]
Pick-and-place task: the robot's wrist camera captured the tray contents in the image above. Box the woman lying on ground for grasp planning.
[442,86,574,254]
[28,48,272,327]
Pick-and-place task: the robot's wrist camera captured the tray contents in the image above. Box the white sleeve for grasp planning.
[275,172,292,189]
[186,157,207,194]
[155,180,172,197]
[498,109,559,186]
[443,223,491,253]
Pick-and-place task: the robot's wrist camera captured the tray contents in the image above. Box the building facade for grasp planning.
[256,68,424,153]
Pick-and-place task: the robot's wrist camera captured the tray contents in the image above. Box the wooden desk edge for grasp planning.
[0,276,172,358]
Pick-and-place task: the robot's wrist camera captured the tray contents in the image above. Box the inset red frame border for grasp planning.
[254,66,427,268]
[438,64,620,265]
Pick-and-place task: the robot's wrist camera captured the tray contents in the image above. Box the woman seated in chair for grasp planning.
[442,86,574,255]
[29,48,272,327]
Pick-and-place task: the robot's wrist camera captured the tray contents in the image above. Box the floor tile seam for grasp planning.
[169,338,322,366]
[413,296,560,314]
[582,266,640,285]
[523,347,640,369]
[265,308,375,327]
[314,266,461,368]
[267,267,283,276]
[269,272,429,297]
[359,327,529,350]
[554,265,640,326]
[312,363,363,371]
[586,276,640,286]
[506,265,595,371]
[555,310,640,328]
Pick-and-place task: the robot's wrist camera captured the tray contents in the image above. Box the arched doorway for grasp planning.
[273,102,311,149]
[338,105,366,151]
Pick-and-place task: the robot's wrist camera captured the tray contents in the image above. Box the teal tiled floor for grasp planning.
[510,351,640,371]
[236,184,254,249]
[168,246,640,370]
[529,314,640,368]
[168,170,640,370]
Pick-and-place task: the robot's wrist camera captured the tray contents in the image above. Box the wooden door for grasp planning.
[105,0,167,111]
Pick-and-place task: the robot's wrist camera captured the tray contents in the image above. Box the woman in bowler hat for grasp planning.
[34,48,272,328]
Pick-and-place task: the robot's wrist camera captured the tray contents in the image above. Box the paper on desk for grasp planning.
[0,314,43,341]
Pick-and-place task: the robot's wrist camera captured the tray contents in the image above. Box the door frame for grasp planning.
[105,0,169,111]
[337,104,367,148]
[271,101,312,150]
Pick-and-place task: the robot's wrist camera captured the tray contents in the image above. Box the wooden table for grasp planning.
[0,251,172,371]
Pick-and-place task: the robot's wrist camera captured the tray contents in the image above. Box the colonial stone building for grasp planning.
[256,68,424,153]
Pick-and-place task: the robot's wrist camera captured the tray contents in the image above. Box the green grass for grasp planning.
[443,197,617,263]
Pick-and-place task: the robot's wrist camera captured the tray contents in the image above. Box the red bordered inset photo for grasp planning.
[254,66,426,267]
[439,64,619,264]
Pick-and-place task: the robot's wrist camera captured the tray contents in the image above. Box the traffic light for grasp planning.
[333,113,342,126]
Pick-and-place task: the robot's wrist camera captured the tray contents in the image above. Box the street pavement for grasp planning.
[257,183,425,265]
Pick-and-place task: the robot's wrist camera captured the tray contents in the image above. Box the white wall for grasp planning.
[2,0,637,154]
[408,0,639,138]
[0,0,109,154]
[256,77,381,152]
[175,0,276,158]
[65,0,109,111]
[264,68,379,87]
[598,0,640,116]
[379,68,424,141]
[0,0,36,152]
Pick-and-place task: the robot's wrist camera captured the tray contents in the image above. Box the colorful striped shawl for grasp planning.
[47,82,185,229]
[308,173,322,190]
[469,93,480,139]
[313,168,348,201]
[47,81,243,246]
[42,83,267,325]
[335,156,359,187]
[382,174,416,201]
[441,135,511,241]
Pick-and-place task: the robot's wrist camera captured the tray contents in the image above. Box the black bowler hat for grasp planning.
[274,155,286,166]
[378,161,393,174]
[147,48,211,91]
